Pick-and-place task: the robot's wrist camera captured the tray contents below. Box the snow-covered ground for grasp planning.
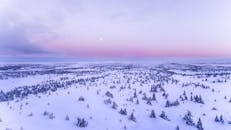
[0,62,231,130]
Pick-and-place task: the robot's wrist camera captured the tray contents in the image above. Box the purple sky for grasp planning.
[0,0,231,57]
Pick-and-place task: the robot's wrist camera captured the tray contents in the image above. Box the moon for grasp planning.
[99,37,103,41]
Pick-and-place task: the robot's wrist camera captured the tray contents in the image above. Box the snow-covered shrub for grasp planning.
[165,100,180,107]
[119,108,127,115]
[159,111,170,121]
[215,115,224,124]
[43,111,49,116]
[78,96,85,101]
[105,91,113,98]
[49,113,55,119]
[104,98,112,105]
[75,118,88,128]
[28,112,33,117]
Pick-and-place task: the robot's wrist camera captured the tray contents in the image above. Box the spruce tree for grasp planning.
[119,108,127,115]
[220,115,224,123]
[152,93,156,101]
[183,111,194,126]
[65,115,70,121]
[159,111,170,121]
[112,102,118,109]
[214,116,219,122]
[165,100,170,107]
[133,91,137,98]
[129,112,136,122]
[76,118,88,127]
[136,99,139,104]
[176,126,180,130]
[196,118,203,130]
[150,110,156,118]
[147,98,152,105]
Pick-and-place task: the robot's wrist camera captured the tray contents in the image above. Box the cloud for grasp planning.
[0,0,231,57]
[0,35,48,55]
[0,2,59,55]
[0,22,50,55]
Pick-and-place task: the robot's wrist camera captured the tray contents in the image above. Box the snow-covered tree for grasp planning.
[65,115,69,121]
[183,111,194,126]
[136,99,139,104]
[105,91,113,98]
[220,115,224,123]
[49,113,55,119]
[119,108,127,115]
[214,115,225,124]
[76,118,88,128]
[214,116,219,122]
[165,100,170,107]
[43,111,49,116]
[196,118,203,130]
[78,96,85,101]
[142,93,148,101]
[133,90,137,98]
[152,93,156,101]
[165,100,180,107]
[150,110,156,118]
[159,111,170,121]
[128,112,136,122]
[104,98,112,104]
[112,102,118,109]
[146,98,152,105]
[176,126,180,130]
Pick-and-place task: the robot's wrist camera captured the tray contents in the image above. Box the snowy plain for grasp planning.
[0,60,231,130]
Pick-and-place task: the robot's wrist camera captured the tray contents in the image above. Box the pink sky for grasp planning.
[0,0,231,57]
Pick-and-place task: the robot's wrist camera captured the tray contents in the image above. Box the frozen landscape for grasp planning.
[0,61,231,130]
[1,0,231,130]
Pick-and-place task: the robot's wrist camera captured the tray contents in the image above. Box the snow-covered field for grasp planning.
[0,62,231,130]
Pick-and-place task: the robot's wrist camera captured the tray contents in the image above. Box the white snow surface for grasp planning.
[0,62,231,130]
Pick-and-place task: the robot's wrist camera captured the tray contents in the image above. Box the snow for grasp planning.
[0,61,231,130]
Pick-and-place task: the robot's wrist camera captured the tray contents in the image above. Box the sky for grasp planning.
[0,0,231,58]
